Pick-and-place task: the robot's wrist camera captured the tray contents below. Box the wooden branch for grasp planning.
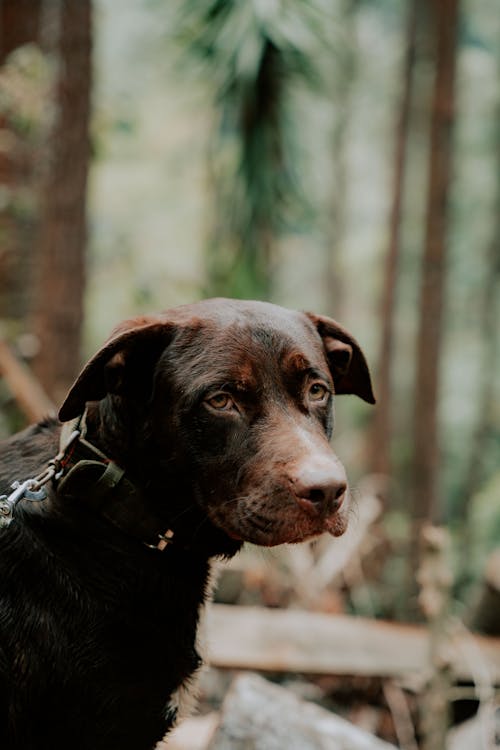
[206,605,500,683]
[417,525,453,750]
[0,338,55,422]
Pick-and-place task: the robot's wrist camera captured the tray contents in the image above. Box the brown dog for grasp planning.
[0,299,374,750]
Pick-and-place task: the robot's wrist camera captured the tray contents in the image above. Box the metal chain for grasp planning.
[0,429,81,528]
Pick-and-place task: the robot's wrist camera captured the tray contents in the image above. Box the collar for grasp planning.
[56,413,176,552]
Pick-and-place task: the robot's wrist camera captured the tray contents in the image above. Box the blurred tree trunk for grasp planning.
[455,253,500,571]
[31,0,92,405]
[410,0,459,577]
[0,0,42,322]
[324,0,358,318]
[455,92,500,567]
[370,0,418,482]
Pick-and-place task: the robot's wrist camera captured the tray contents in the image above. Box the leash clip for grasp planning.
[0,428,82,530]
[0,479,46,528]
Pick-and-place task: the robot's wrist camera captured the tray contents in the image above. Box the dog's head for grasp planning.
[59,299,375,548]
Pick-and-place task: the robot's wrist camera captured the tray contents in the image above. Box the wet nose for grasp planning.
[291,462,347,516]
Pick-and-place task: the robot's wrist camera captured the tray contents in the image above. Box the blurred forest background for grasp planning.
[0,0,499,746]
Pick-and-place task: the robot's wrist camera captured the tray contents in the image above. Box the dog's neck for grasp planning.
[65,400,242,560]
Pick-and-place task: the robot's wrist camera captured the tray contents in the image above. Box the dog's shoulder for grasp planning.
[0,418,59,492]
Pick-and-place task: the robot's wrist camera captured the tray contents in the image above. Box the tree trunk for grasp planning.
[370,0,418,481]
[455,82,500,548]
[31,0,92,406]
[412,0,459,527]
[0,0,42,323]
[409,0,459,602]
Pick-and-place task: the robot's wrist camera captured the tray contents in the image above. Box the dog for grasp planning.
[0,298,374,750]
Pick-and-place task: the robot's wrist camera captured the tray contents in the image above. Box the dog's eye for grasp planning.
[205,392,235,411]
[307,382,329,403]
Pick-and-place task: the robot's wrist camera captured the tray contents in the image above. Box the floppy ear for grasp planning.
[306,313,376,405]
[59,316,176,422]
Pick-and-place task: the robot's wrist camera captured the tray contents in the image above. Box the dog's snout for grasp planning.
[291,461,347,516]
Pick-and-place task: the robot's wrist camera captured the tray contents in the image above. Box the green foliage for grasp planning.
[171,0,332,298]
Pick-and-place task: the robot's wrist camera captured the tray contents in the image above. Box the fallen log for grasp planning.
[207,673,397,749]
[206,604,500,683]
[0,338,55,422]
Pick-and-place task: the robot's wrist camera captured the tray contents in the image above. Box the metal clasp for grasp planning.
[0,429,81,530]
[0,479,45,528]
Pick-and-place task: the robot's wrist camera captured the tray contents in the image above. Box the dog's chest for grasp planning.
[164,562,221,726]
[0,532,211,749]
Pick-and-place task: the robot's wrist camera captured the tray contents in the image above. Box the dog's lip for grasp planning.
[211,506,348,547]
[323,512,348,538]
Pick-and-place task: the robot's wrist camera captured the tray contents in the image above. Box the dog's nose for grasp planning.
[291,462,347,516]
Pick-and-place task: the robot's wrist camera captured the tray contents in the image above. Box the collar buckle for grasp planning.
[145,529,175,552]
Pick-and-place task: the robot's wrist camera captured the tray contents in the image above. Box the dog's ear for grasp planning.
[59,317,175,421]
[306,313,375,405]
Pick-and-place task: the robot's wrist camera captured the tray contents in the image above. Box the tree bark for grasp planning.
[406,0,459,613]
[31,0,92,406]
[370,0,418,481]
[411,0,459,528]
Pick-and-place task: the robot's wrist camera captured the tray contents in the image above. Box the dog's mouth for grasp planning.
[207,494,349,547]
